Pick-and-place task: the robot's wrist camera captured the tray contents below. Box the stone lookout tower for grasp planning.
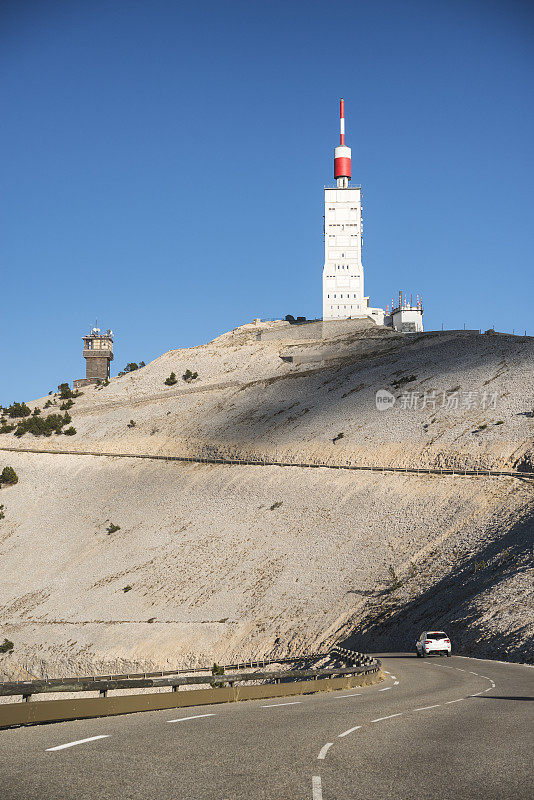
[73,324,113,388]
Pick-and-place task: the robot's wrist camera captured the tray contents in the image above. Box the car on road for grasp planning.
[416,631,451,657]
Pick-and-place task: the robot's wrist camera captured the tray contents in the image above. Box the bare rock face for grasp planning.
[0,324,532,677]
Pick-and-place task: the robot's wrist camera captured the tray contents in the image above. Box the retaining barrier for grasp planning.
[1,446,532,480]
[0,661,381,729]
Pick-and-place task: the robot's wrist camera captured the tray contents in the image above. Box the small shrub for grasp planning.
[107,522,121,534]
[164,372,177,386]
[0,422,16,434]
[127,420,136,428]
[495,420,504,425]
[147,617,156,623]
[0,504,5,520]
[60,399,74,411]
[63,427,77,436]
[14,412,71,437]
[182,369,198,383]
[391,375,417,390]
[124,363,139,373]
[211,662,225,687]
[269,501,283,510]
[102,379,110,387]
[5,402,31,418]
[479,424,487,430]
[0,466,18,485]
[333,432,344,444]
[43,399,53,408]
[32,407,41,416]
[386,565,402,591]
[58,383,81,399]
[0,638,14,654]
[123,585,132,593]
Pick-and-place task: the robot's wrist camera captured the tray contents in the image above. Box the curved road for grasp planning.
[1,654,532,799]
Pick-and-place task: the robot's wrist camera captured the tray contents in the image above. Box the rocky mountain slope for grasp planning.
[0,320,532,677]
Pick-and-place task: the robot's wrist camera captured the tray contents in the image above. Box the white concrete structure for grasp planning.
[322,186,365,319]
[322,100,423,331]
[323,100,368,321]
[391,303,424,333]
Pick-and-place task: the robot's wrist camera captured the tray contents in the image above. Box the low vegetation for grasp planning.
[269,501,283,510]
[183,369,198,383]
[164,372,177,386]
[4,402,31,418]
[386,565,403,591]
[58,383,82,400]
[9,412,72,438]
[0,638,14,654]
[123,585,132,593]
[60,399,74,410]
[127,420,136,428]
[106,522,121,534]
[391,375,417,390]
[0,504,5,520]
[0,466,18,485]
[332,432,344,444]
[211,662,226,687]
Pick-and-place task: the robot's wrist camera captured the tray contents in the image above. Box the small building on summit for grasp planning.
[73,324,114,388]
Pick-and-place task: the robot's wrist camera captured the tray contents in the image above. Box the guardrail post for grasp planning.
[99,689,108,698]
[22,693,32,702]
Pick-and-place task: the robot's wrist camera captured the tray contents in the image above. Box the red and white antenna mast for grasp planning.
[334,98,351,188]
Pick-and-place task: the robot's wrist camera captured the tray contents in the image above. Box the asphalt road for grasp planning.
[1,654,532,800]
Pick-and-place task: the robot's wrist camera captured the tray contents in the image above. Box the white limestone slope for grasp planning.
[0,323,532,676]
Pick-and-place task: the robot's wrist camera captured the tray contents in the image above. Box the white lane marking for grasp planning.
[483,687,492,692]
[468,671,479,676]
[338,725,362,738]
[390,675,397,680]
[393,680,400,685]
[312,775,323,800]
[46,735,109,752]
[371,713,402,722]
[383,670,390,674]
[317,742,333,759]
[414,704,441,711]
[445,698,465,704]
[261,701,301,708]
[168,713,216,723]
[468,692,484,697]
[333,693,362,698]
[456,668,466,672]
[378,687,391,691]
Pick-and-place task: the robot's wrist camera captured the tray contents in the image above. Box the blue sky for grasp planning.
[1,0,533,403]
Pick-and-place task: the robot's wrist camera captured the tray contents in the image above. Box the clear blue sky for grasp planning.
[1,0,533,403]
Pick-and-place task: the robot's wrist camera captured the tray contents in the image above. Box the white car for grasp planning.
[416,631,451,657]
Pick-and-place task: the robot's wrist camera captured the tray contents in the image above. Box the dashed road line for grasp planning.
[390,675,397,680]
[445,698,465,704]
[338,725,362,738]
[312,775,323,800]
[378,687,391,691]
[414,704,441,711]
[46,735,109,752]
[372,713,402,722]
[393,680,400,685]
[261,701,301,708]
[168,713,216,723]
[317,742,333,760]
[333,693,362,698]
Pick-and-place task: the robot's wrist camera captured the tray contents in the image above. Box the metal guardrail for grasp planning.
[1,445,532,480]
[0,653,329,689]
[0,663,380,701]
